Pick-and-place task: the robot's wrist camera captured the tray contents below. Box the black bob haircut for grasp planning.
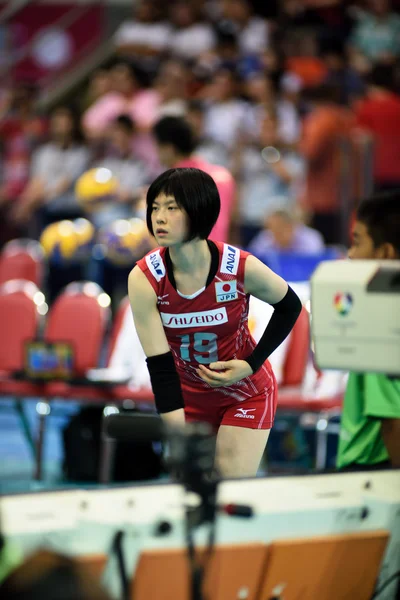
[357,190,400,255]
[146,168,221,242]
[152,116,197,156]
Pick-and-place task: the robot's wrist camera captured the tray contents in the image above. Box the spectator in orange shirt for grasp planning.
[299,83,355,245]
[285,32,327,88]
[354,63,400,192]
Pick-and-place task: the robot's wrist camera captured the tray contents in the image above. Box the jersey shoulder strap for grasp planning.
[219,243,242,276]
[143,248,167,282]
[136,247,167,294]
[216,242,250,285]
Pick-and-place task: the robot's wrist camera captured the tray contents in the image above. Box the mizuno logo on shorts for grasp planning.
[145,250,166,282]
[234,408,255,419]
[160,307,228,328]
[221,244,240,275]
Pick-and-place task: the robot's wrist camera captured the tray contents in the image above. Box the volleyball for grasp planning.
[75,168,119,212]
[40,219,95,264]
[98,218,151,266]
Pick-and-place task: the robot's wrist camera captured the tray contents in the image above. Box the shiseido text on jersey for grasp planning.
[160,307,228,328]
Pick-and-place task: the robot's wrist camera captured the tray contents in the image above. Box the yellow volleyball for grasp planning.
[75,168,119,212]
[98,218,151,266]
[40,219,95,264]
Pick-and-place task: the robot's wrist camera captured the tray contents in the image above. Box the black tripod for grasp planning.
[104,414,253,600]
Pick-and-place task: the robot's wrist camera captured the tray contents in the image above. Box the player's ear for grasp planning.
[377,243,397,259]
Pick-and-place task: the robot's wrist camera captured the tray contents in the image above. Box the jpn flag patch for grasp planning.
[215,280,238,303]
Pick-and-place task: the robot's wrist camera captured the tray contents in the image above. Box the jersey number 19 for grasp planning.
[178,333,218,364]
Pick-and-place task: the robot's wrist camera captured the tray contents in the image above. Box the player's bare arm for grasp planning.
[128,266,170,357]
[128,266,185,426]
[197,255,301,387]
[243,255,288,304]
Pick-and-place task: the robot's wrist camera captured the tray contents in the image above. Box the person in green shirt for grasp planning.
[0,534,22,586]
[337,192,400,470]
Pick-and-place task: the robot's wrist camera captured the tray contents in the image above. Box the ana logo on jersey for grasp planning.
[160,307,228,328]
[221,244,239,275]
[145,250,166,282]
[234,408,256,419]
[215,280,237,302]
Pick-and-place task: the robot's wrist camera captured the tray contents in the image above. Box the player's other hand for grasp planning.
[197,360,253,387]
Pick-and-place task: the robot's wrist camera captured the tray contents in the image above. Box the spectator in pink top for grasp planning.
[82,61,159,139]
[152,116,236,243]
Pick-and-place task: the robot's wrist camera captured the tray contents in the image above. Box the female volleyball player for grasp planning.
[128,168,302,478]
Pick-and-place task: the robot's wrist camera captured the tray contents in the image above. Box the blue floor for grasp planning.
[0,398,81,493]
[0,398,340,495]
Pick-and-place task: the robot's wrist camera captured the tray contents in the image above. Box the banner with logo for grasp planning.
[9,4,104,84]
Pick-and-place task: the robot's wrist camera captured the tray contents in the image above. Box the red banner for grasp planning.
[10,4,104,84]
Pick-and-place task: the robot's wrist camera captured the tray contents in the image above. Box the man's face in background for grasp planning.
[348,221,377,259]
[348,221,397,260]
[267,213,295,250]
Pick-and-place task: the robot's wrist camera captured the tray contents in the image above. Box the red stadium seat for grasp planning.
[20,282,112,480]
[274,305,343,469]
[277,305,343,409]
[43,281,111,399]
[43,293,150,407]
[106,296,130,364]
[281,306,310,388]
[42,293,154,484]
[278,305,311,408]
[0,280,47,473]
[0,280,45,398]
[0,239,44,288]
[54,294,154,481]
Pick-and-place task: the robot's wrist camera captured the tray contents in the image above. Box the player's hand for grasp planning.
[196,360,253,387]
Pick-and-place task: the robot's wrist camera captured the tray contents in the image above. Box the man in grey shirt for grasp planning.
[249,209,325,255]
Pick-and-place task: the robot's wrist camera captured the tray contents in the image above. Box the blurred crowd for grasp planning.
[1,0,400,253]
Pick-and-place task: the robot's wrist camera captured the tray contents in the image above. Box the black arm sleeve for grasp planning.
[245,286,302,374]
[146,351,185,414]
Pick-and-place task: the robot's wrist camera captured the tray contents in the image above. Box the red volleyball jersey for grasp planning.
[136,241,274,402]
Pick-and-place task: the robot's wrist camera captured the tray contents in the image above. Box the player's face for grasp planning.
[151,193,189,246]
